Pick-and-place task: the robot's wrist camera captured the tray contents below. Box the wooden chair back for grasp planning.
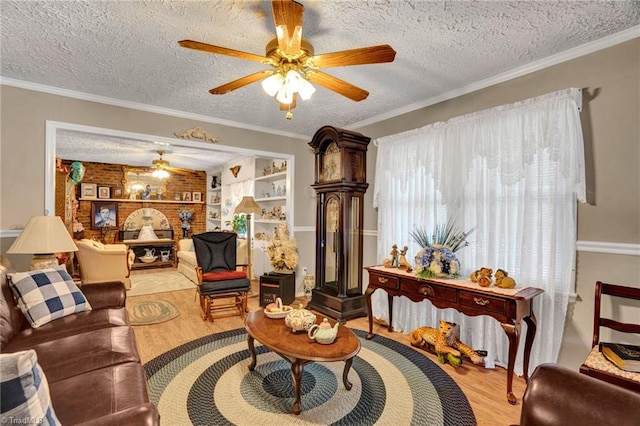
[591,281,640,347]
[580,281,640,393]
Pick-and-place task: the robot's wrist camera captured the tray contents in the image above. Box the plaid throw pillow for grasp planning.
[8,266,91,328]
[0,350,60,425]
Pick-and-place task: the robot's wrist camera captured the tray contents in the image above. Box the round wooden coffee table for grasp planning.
[244,310,361,415]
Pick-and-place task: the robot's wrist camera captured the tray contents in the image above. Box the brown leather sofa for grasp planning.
[1,260,159,425]
[516,363,640,426]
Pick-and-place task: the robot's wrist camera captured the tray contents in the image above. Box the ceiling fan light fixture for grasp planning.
[152,167,170,179]
[275,86,294,105]
[151,150,170,179]
[270,69,315,105]
[131,174,145,191]
[296,76,316,100]
[261,73,285,96]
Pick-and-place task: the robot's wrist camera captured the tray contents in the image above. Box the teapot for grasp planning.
[144,248,155,258]
[308,318,339,345]
[284,304,316,333]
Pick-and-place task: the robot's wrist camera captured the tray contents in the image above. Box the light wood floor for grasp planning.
[128,278,525,426]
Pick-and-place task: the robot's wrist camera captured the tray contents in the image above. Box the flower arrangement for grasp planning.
[265,223,298,273]
[410,220,474,279]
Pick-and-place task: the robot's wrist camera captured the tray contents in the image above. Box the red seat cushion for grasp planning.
[202,270,247,282]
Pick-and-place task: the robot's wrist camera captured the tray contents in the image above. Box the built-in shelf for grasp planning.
[207,203,221,207]
[255,196,286,203]
[79,198,203,204]
[254,171,287,182]
[255,219,286,224]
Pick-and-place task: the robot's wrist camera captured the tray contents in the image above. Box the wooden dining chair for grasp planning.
[579,281,640,392]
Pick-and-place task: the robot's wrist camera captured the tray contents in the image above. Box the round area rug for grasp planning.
[127,299,180,325]
[144,328,476,425]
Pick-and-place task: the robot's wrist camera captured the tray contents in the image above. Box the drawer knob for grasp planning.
[377,277,388,284]
[474,297,490,306]
[419,285,434,296]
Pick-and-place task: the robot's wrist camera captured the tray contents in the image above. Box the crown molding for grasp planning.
[0,77,309,141]
[350,25,640,130]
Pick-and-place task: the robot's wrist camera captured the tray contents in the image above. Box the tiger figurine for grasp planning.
[409,320,485,367]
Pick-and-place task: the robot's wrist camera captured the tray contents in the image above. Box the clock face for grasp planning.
[322,143,341,182]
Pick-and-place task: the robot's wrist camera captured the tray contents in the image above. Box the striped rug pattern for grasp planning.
[127,299,180,326]
[144,328,476,425]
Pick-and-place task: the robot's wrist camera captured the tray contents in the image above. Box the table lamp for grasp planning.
[234,196,262,280]
[7,215,78,270]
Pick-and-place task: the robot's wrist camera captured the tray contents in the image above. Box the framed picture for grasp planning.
[80,183,97,199]
[98,186,110,199]
[183,191,192,202]
[91,201,118,229]
[174,192,182,201]
[192,192,202,202]
[111,186,123,199]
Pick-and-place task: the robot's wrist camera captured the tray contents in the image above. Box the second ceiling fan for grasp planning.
[179,0,396,118]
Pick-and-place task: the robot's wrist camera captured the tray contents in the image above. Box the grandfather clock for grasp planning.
[308,126,369,321]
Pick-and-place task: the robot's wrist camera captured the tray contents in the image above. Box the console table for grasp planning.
[364,265,544,405]
[125,239,176,270]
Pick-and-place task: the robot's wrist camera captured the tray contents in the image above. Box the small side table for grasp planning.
[259,272,295,307]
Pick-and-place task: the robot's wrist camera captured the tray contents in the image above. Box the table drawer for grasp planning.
[400,280,457,302]
[459,291,506,314]
[368,272,399,290]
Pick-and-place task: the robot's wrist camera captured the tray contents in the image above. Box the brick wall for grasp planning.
[59,160,207,243]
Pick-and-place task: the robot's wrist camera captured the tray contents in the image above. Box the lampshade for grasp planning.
[8,216,78,254]
[234,196,262,215]
[8,216,78,270]
[261,73,284,97]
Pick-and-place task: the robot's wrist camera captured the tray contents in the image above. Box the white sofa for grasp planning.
[177,237,248,284]
[75,239,135,289]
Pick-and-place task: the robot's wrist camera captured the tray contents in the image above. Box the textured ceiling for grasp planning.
[2,1,639,169]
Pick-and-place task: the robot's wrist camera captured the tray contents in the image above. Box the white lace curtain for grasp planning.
[372,88,585,375]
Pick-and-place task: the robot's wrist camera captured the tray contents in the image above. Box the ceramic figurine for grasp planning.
[285,304,316,332]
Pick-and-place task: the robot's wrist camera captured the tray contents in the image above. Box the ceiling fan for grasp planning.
[150,151,193,177]
[151,151,171,179]
[178,0,396,119]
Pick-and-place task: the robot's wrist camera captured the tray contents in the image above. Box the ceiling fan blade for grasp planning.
[209,70,275,94]
[167,166,196,175]
[306,71,369,102]
[178,40,268,64]
[307,45,396,68]
[280,93,297,110]
[272,0,303,56]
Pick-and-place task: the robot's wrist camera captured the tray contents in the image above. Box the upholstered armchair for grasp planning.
[177,236,248,284]
[75,239,134,289]
[192,232,250,322]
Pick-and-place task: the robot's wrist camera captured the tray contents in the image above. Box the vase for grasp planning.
[273,267,294,275]
[303,274,315,300]
[211,175,218,189]
[415,245,460,279]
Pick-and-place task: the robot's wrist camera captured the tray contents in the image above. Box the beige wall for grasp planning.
[356,38,640,370]
[2,38,638,371]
